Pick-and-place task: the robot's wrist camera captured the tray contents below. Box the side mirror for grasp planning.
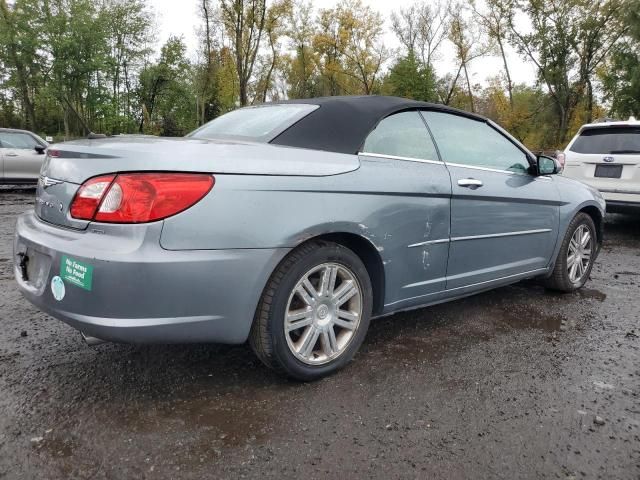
[35,145,46,155]
[537,155,560,175]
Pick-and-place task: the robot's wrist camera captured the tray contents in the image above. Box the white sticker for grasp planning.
[51,276,66,301]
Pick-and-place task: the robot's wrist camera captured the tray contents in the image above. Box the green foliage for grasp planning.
[382,53,438,102]
[0,0,638,150]
[600,0,640,118]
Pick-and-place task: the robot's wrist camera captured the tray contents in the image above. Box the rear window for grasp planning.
[569,126,640,154]
[188,104,318,142]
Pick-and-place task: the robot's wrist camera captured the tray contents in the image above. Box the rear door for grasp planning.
[564,125,640,203]
[422,110,560,290]
[0,131,45,181]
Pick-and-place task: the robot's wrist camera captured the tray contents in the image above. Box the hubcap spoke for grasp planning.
[296,284,316,307]
[333,280,358,307]
[298,325,320,357]
[286,308,314,332]
[319,266,337,297]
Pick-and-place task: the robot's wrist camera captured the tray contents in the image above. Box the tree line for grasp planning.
[0,0,639,151]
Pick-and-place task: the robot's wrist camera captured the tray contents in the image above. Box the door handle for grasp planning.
[457,178,483,189]
[5,152,18,157]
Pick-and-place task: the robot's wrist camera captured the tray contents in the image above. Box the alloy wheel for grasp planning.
[567,224,592,283]
[284,262,363,365]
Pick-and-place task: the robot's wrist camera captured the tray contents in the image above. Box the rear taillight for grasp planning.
[70,173,214,223]
[556,151,566,168]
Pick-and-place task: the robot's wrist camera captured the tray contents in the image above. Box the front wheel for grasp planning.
[545,213,597,292]
[249,241,373,381]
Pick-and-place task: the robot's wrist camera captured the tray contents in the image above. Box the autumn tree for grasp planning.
[313,0,389,95]
[390,0,451,70]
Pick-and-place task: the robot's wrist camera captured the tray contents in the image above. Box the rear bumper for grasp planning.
[601,191,640,213]
[13,210,289,344]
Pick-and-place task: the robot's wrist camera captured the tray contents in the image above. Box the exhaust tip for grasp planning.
[81,332,106,346]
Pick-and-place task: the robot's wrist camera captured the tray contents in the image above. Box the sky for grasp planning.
[150,0,537,88]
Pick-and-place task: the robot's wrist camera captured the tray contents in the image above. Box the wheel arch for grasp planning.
[578,205,604,248]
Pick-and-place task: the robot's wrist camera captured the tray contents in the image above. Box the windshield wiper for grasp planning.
[610,149,640,154]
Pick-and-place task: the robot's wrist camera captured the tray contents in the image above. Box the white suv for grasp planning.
[560,117,640,212]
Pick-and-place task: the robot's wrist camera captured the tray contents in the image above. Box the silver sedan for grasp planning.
[0,128,48,184]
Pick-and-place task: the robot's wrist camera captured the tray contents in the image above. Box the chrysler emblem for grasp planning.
[603,156,615,163]
[40,176,64,188]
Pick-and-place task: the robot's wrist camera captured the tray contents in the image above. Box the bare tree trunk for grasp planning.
[462,62,474,112]
[497,36,513,108]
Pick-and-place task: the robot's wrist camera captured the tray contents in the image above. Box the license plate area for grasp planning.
[15,246,52,292]
[595,164,622,178]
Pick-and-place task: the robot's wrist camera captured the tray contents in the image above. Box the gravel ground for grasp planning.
[0,187,638,479]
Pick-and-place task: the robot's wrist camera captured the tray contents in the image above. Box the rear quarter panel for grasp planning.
[160,156,452,307]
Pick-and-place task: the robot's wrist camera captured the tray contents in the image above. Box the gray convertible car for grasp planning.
[14,96,605,380]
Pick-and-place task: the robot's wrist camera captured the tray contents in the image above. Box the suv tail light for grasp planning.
[556,151,566,168]
[70,173,214,223]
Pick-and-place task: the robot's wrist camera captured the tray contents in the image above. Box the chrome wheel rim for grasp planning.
[567,225,592,283]
[284,263,362,365]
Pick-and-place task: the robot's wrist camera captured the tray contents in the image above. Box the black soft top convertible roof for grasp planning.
[270,95,486,154]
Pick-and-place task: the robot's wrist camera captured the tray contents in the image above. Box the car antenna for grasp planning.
[60,96,108,139]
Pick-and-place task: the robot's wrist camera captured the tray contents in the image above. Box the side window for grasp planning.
[362,111,439,161]
[0,132,39,149]
[423,111,530,173]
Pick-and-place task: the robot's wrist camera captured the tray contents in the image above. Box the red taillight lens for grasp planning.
[70,173,214,223]
[70,175,116,220]
[556,151,566,168]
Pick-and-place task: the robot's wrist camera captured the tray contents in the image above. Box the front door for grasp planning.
[422,110,560,290]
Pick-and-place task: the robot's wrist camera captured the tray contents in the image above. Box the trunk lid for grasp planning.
[36,135,359,229]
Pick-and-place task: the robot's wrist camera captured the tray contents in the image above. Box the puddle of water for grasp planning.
[364,290,567,367]
[492,304,564,332]
[39,434,75,458]
[577,288,607,302]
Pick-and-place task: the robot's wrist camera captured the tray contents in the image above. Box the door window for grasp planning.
[0,132,40,149]
[423,111,530,173]
[362,111,439,161]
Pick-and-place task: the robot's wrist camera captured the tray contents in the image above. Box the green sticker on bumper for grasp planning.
[60,255,93,291]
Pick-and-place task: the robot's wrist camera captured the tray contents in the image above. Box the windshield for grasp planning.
[570,126,640,154]
[188,104,318,142]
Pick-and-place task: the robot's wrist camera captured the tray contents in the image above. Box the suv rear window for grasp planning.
[570,126,640,154]
[188,104,318,142]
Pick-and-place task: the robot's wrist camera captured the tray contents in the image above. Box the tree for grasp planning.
[600,0,640,117]
[219,0,268,106]
[471,0,514,107]
[283,0,319,99]
[0,0,42,130]
[390,0,451,70]
[382,52,438,101]
[446,9,488,111]
[313,0,389,95]
[138,37,196,135]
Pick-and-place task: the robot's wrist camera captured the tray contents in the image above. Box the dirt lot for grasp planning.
[0,187,638,479]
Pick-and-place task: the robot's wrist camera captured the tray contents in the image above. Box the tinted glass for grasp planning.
[189,104,318,141]
[0,132,39,149]
[423,111,529,173]
[362,111,439,161]
[569,127,640,154]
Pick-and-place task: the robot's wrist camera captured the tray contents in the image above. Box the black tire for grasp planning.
[544,213,597,292]
[249,240,373,381]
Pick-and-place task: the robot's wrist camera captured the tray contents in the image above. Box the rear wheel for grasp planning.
[249,241,372,381]
[545,213,597,292]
